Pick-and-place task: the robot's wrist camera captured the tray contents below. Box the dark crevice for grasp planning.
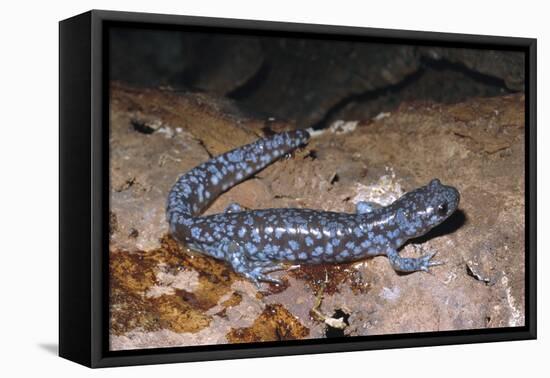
[261,125,277,137]
[311,68,426,130]
[325,309,350,338]
[114,177,137,193]
[131,119,156,134]
[175,63,204,90]
[303,149,318,160]
[465,263,492,285]
[466,264,479,280]
[227,61,272,100]
[273,194,297,200]
[420,56,514,90]
[310,56,515,130]
[194,137,214,159]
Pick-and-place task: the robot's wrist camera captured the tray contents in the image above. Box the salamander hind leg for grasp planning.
[386,248,443,273]
[223,241,285,287]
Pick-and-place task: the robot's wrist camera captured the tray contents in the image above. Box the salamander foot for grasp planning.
[241,263,286,287]
[386,248,443,273]
[224,241,285,287]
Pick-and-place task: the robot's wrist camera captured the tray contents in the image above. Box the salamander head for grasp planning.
[394,179,460,239]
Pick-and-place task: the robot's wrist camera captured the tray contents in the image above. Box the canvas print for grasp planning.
[108,26,526,351]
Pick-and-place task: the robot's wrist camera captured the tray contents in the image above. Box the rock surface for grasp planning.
[418,47,525,91]
[109,82,525,350]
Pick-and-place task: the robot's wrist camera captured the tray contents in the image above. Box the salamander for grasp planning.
[167,129,460,286]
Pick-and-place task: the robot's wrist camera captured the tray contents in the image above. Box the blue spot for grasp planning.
[356,202,372,214]
[191,227,201,239]
[374,234,387,246]
[245,242,257,255]
[305,236,314,247]
[227,150,243,162]
[361,240,371,248]
[289,240,299,251]
[181,183,192,195]
[387,229,400,239]
[313,246,324,256]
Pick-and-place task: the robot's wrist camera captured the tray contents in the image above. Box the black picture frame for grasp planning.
[59,9,537,368]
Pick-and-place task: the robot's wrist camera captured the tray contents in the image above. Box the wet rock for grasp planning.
[109,83,525,349]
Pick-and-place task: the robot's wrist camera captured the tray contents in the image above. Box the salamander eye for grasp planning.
[437,202,448,216]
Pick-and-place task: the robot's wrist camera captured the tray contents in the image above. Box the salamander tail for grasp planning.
[166,129,310,233]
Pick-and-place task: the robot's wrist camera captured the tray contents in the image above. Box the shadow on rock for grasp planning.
[410,209,466,245]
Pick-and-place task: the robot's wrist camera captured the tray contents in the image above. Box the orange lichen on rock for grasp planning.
[226,304,310,343]
[288,263,370,296]
[110,236,241,335]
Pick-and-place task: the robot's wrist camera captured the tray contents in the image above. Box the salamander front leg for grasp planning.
[386,248,443,273]
[224,241,285,287]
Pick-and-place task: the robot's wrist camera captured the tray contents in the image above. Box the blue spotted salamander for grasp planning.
[167,129,460,286]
